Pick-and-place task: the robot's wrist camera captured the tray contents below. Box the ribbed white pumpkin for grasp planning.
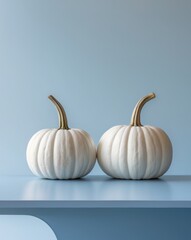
[97,93,173,180]
[26,95,96,179]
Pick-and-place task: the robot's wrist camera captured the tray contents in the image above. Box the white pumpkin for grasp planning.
[97,93,173,180]
[26,95,96,179]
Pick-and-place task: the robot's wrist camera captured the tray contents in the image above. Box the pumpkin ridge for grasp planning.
[151,127,172,177]
[26,129,42,174]
[36,130,52,178]
[134,127,139,179]
[110,126,125,178]
[155,129,165,177]
[145,127,160,178]
[63,129,72,179]
[76,129,96,177]
[142,127,151,179]
[76,131,90,177]
[139,127,147,179]
[98,126,122,178]
[35,130,50,177]
[127,127,132,179]
[72,130,88,178]
[27,129,49,177]
[115,126,127,178]
[135,126,147,179]
[129,127,146,179]
[65,130,76,179]
[149,126,165,177]
[42,130,56,179]
[50,129,59,179]
[45,129,58,179]
[125,127,132,179]
[118,126,130,179]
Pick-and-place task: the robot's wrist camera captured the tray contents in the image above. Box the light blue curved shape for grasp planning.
[0,215,57,240]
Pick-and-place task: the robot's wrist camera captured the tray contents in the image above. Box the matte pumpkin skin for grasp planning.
[97,125,172,179]
[27,128,96,179]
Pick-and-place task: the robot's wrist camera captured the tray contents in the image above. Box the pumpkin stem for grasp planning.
[48,95,69,130]
[130,93,155,126]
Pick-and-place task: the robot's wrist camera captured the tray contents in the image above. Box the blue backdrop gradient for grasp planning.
[0,0,191,176]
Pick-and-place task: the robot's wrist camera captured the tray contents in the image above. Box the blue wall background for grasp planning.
[0,0,191,176]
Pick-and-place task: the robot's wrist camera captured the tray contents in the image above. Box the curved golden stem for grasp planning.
[48,95,69,130]
[130,93,156,126]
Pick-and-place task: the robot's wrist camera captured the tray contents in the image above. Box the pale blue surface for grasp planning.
[0,1,191,176]
[0,175,191,208]
[0,215,57,240]
[1,176,191,240]
[1,208,191,240]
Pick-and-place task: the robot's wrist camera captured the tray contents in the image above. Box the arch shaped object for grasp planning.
[0,215,57,240]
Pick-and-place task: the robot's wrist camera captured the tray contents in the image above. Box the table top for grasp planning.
[0,175,191,208]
